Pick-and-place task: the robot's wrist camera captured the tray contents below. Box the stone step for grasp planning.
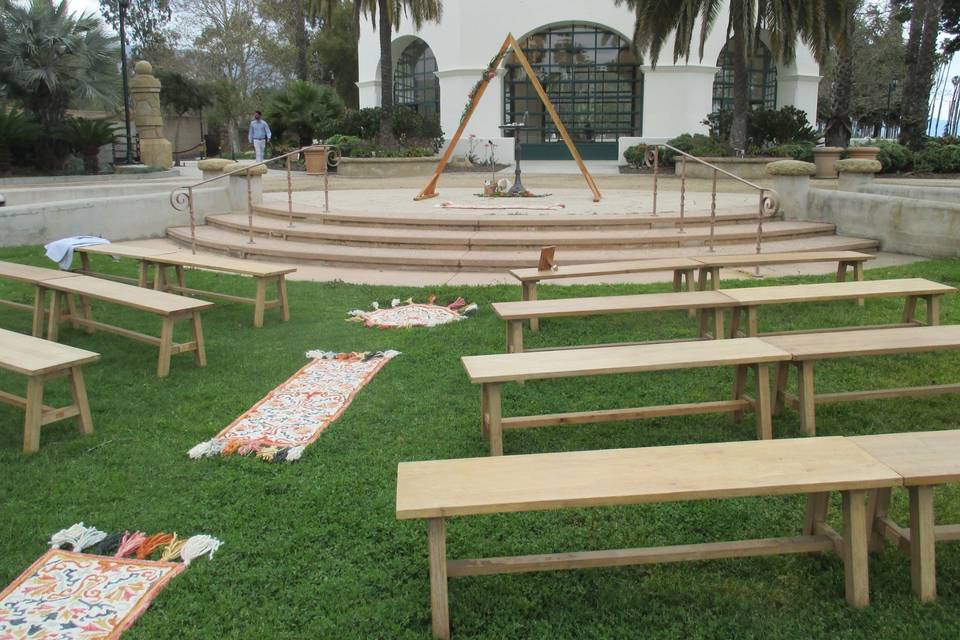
[168,224,880,271]
[251,203,764,231]
[205,213,836,251]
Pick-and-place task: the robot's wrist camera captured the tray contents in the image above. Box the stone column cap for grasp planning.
[835,159,882,174]
[766,160,816,176]
[222,162,269,176]
[812,147,844,154]
[198,158,235,172]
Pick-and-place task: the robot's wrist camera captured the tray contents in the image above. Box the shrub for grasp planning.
[57,117,116,174]
[914,142,960,174]
[623,143,648,169]
[392,106,443,146]
[704,107,816,150]
[0,111,41,172]
[762,141,816,162]
[873,140,913,174]
[266,81,345,147]
[665,133,729,163]
[335,108,382,140]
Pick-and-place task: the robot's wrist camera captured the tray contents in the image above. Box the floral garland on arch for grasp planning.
[460,52,505,124]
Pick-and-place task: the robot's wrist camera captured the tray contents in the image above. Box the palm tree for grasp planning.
[618,0,829,151]
[59,117,117,174]
[0,111,41,172]
[824,0,860,147]
[266,80,346,147]
[310,0,442,145]
[0,0,118,169]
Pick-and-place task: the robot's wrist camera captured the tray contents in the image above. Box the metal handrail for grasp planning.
[169,144,340,254]
[644,143,780,258]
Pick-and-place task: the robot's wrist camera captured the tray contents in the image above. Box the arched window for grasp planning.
[394,39,440,117]
[503,23,642,160]
[712,41,778,112]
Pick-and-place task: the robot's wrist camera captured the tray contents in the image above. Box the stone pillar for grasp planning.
[129,61,172,168]
[197,158,234,181]
[766,160,816,220]
[221,162,266,210]
[836,159,882,192]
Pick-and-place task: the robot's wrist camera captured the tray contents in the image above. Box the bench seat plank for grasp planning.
[722,278,955,305]
[46,274,213,314]
[510,258,700,282]
[396,437,900,520]
[462,337,789,384]
[493,290,736,320]
[0,261,80,284]
[764,325,960,361]
[78,244,297,277]
[74,245,180,259]
[693,251,875,269]
[851,430,960,487]
[0,328,99,376]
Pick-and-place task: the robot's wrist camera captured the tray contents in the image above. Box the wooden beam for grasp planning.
[415,36,512,201]
[935,524,960,542]
[506,33,602,202]
[0,298,36,313]
[501,399,753,430]
[446,535,835,577]
[814,383,960,404]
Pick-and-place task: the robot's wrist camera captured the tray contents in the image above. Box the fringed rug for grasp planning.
[439,200,564,210]
[188,350,399,462]
[347,297,477,329]
[0,523,220,639]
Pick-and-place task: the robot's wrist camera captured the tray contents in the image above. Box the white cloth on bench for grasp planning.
[44,236,110,270]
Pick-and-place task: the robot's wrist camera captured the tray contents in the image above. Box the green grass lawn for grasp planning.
[1,248,959,639]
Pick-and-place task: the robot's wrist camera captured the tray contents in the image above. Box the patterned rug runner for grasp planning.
[188,350,399,462]
[0,523,220,639]
[347,297,477,328]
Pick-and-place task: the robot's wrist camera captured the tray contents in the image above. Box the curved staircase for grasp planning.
[166,203,881,271]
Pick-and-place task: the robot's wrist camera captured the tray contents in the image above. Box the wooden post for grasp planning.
[486,383,504,456]
[866,488,891,553]
[731,364,748,424]
[754,364,772,440]
[523,281,540,332]
[773,362,789,415]
[191,312,207,367]
[22,375,44,454]
[47,292,63,342]
[254,279,267,328]
[713,308,725,340]
[69,366,94,436]
[902,296,918,324]
[277,276,290,322]
[803,492,830,536]
[927,295,940,326]
[427,518,450,640]
[842,490,870,608]
[507,320,523,353]
[32,286,46,337]
[909,486,937,601]
[157,317,175,378]
[797,361,816,436]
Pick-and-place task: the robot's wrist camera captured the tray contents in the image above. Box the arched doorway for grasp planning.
[503,23,642,160]
[394,39,440,118]
[712,41,778,113]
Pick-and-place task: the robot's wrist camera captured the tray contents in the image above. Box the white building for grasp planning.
[356,0,821,162]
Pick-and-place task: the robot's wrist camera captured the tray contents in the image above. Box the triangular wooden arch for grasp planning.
[415,33,602,202]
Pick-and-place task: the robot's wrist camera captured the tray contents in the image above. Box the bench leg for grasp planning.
[803,492,830,536]
[191,312,208,367]
[47,291,64,342]
[697,267,709,291]
[69,366,94,436]
[522,282,539,332]
[137,261,150,288]
[506,320,523,353]
[854,260,865,306]
[157,317,175,378]
[80,251,91,275]
[427,518,450,640]
[697,309,708,338]
[65,293,80,330]
[842,489,870,608]
[710,267,721,290]
[926,295,940,326]
[713,308,725,340]
[683,269,696,317]
[909,486,937,601]
[728,307,742,339]
[773,362,789,416]
[153,264,164,290]
[277,276,290,322]
[672,270,682,292]
[78,296,94,335]
[731,364,748,424]
[902,296,918,324]
[175,265,186,289]
[480,386,489,440]
[32,286,46,337]
[22,375,44,454]
[254,279,267,328]
[797,361,816,436]
[485,383,503,456]
[836,261,848,283]
[746,306,759,337]
[753,364,772,440]
[866,488,891,553]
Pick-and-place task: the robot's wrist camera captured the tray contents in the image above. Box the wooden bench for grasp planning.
[852,430,960,602]
[0,328,98,453]
[77,245,296,327]
[511,251,875,331]
[34,274,212,378]
[494,290,735,353]
[0,261,80,332]
[766,325,960,436]
[461,338,790,455]
[396,437,901,638]
[724,278,954,338]
[494,278,954,354]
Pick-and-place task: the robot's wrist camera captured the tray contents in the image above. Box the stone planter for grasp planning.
[674,157,788,180]
[304,147,329,175]
[765,160,816,219]
[812,147,843,179]
[835,159,881,191]
[847,146,880,162]
[197,158,234,181]
[338,156,438,178]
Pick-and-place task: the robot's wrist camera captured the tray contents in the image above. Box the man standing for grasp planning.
[248,111,271,163]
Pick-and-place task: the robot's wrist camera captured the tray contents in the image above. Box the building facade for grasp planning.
[356,0,821,162]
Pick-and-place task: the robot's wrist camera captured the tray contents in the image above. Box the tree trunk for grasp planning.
[826,46,855,146]
[294,0,309,81]
[728,25,749,153]
[377,0,396,146]
[900,0,944,149]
